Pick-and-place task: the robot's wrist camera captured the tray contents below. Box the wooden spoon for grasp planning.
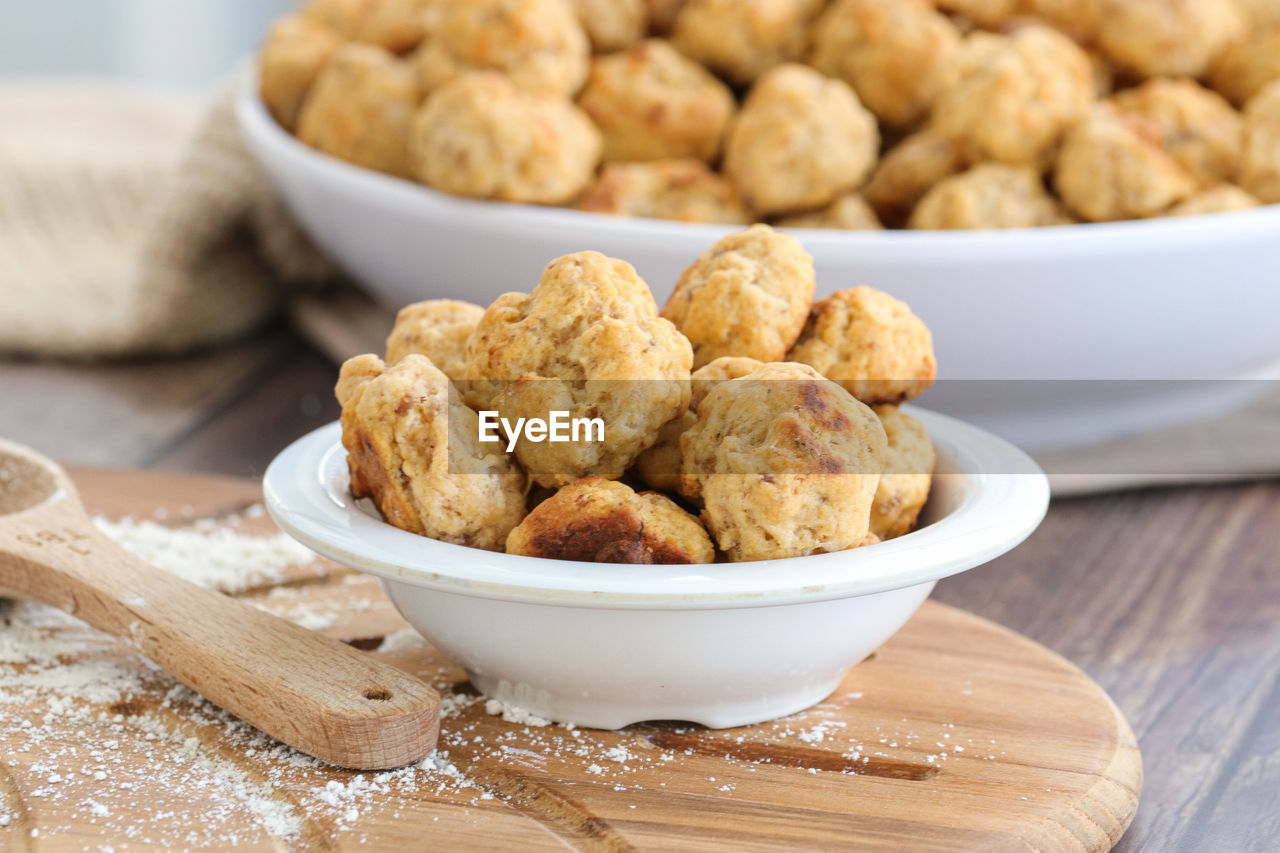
[0,439,439,771]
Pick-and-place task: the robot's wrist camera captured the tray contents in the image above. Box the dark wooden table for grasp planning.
[2,324,1276,853]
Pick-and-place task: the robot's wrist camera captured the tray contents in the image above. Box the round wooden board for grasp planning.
[0,467,1141,852]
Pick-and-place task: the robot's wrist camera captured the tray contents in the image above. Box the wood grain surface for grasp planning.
[0,326,341,477]
[0,466,1141,851]
[939,480,1280,853]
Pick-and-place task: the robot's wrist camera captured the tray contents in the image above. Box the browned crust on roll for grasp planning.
[507,477,714,563]
[345,423,422,536]
[518,502,690,563]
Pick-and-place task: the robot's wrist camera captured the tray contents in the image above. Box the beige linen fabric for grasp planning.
[0,78,332,358]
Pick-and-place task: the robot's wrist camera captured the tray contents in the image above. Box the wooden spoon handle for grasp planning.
[0,507,439,771]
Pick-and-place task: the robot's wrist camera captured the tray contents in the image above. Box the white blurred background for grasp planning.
[0,0,295,88]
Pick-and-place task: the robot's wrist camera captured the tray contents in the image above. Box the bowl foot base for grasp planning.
[468,671,847,731]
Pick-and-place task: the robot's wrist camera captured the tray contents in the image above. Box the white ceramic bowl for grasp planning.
[237,76,1280,449]
[263,410,1048,730]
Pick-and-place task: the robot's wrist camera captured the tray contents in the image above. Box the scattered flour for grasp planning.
[796,721,846,744]
[377,628,428,653]
[602,745,633,763]
[92,514,317,593]
[259,585,380,632]
[484,699,551,727]
[438,692,482,719]
[0,606,141,706]
[279,604,336,632]
[0,614,491,846]
[0,508,490,845]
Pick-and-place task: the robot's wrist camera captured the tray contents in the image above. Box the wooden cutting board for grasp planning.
[0,466,1141,852]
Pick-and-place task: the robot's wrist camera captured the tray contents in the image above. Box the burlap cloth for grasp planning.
[0,79,332,358]
[3,81,1276,494]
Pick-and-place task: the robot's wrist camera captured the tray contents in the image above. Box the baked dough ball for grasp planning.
[297,43,420,178]
[576,39,735,163]
[631,423,689,496]
[909,163,1070,230]
[809,0,961,130]
[462,251,692,487]
[1020,0,1102,42]
[301,0,372,36]
[576,160,750,224]
[1095,0,1244,80]
[646,0,687,33]
[681,362,888,561]
[932,27,1093,168]
[633,356,764,493]
[1165,184,1261,217]
[688,356,772,391]
[1109,80,1243,187]
[1208,29,1280,109]
[361,0,434,53]
[1085,48,1116,100]
[670,0,825,87]
[336,354,527,551]
[410,73,601,204]
[662,225,816,369]
[414,0,589,98]
[725,64,880,217]
[862,132,965,227]
[776,194,883,230]
[569,0,648,52]
[870,405,934,542]
[302,0,431,52]
[384,299,485,381]
[506,477,713,563]
[1241,80,1280,204]
[787,287,937,406]
[935,0,1018,28]
[1238,0,1280,27]
[259,15,344,133]
[1054,106,1196,222]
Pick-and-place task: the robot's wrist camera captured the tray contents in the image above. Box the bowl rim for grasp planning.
[262,409,1049,610]
[237,69,1280,259]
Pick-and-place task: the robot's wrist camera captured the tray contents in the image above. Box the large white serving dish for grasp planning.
[263,410,1048,730]
[237,74,1280,449]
